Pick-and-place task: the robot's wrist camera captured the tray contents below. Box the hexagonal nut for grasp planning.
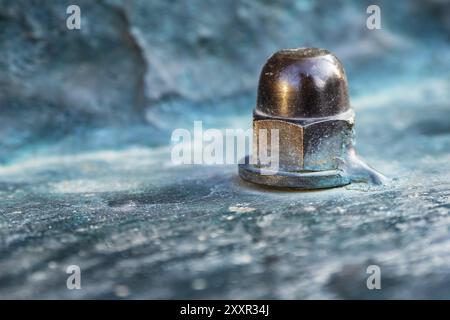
[253,118,354,171]
[302,119,354,171]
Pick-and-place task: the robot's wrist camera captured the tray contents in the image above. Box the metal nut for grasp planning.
[239,48,366,189]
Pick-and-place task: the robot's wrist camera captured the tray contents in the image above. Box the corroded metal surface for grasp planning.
[239,155,350,189]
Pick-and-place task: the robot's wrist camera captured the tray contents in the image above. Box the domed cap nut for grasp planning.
[239,48,387,189]
[256,48,350,118]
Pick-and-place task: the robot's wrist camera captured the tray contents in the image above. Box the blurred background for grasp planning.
[0,0,450,299]
[1,0,449,162]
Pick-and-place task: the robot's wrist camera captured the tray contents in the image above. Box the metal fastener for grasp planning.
[239,48,386,189]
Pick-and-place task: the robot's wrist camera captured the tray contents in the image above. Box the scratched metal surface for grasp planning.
[0,0,450,299]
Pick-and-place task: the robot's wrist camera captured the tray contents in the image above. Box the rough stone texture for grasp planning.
[0,0,450,299]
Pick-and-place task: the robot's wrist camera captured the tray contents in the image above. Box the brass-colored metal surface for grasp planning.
[253,119,304,170]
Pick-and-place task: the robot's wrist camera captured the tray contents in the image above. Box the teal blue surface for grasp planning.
[0,0,450,299]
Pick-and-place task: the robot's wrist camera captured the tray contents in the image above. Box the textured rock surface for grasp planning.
[0,0,450,299]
